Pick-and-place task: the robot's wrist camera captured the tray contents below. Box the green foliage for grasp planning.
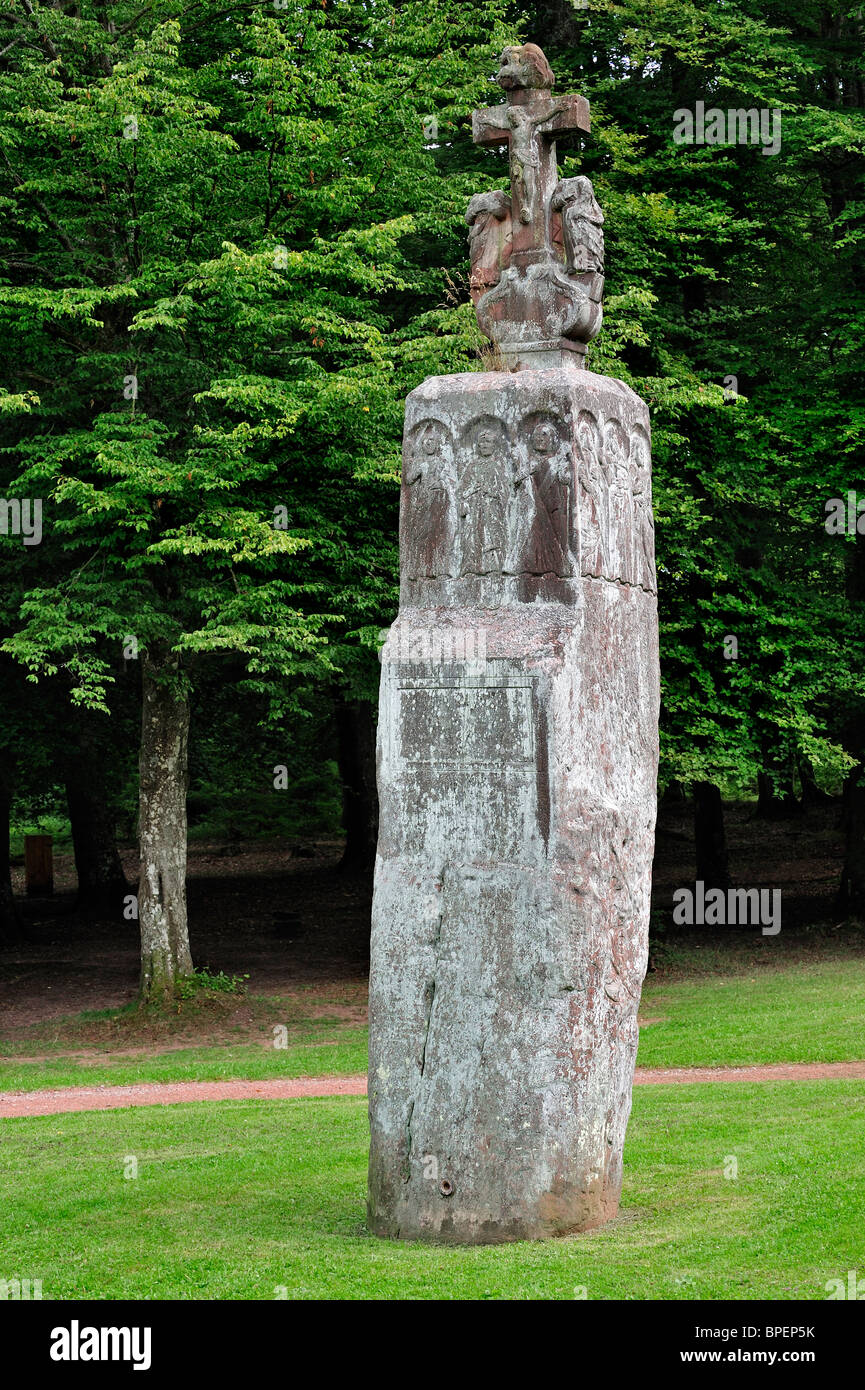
[0,0,511,726]
[8,814,73,861]
[533,0,865,790]
[175,968,249,1000]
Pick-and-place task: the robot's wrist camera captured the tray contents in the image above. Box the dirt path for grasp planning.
[2,1061,865,1118]
[633,1061,865,1085]
[0,1075,368,1117]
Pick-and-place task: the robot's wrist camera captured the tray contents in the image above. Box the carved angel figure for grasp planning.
[551,176,605,276]
[465,190,512,303]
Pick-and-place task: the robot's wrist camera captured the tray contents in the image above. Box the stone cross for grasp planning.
[472,46,590,261]
[368,42,659,1245]
[466,44,603,370]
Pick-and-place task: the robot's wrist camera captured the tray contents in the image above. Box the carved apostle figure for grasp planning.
[551,176,604,275]
[465,190,513,304]
[458,417,510,576]
[401,418,456,579]
[513,416,574,576]
[604,420,633,584]
[630,428,656,591]
[577,411,609,578]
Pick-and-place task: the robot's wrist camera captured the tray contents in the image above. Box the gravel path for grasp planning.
[0,1075,367,1118]
[2,1060,865,1118]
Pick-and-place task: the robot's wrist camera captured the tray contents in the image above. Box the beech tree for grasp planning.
[529,0,865,903]
[0,0,509,993]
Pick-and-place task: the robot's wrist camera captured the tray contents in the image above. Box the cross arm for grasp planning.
[472,93,591,148]
[472,104,511,146]
[538,93,591,139]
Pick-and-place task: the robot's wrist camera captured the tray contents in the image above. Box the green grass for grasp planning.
[0,1032,369,1093]
[637,958,865,1068]
[1,1083,862,1299]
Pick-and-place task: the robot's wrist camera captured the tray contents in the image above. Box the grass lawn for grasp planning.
[0,1032,369,1094]
[637,957,865,1068]
[1,951,864,1091]
[1,1082,862,1299]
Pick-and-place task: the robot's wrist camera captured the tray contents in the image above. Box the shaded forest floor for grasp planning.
[0,799,862,1052]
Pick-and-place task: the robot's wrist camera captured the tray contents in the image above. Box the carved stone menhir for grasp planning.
[368,44,659,1245]
[467,44,603,370]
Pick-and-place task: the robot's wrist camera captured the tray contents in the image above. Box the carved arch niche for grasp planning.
[401,417,456,579]
[630,424,655,593]
[512,410,575,578]
[576,409,608,579]
[457,414,512,577]
[602,418,633,585]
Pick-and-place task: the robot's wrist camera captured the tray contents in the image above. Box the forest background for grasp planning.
[0,0,862,997]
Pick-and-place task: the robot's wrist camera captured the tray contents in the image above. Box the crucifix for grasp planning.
[472,44,591,263]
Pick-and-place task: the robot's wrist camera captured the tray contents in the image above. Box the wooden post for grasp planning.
[24,834,53,896]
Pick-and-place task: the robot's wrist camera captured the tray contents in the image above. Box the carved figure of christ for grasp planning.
[472,92,590,257]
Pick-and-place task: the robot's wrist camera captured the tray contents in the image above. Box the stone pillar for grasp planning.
[368,367,659,1242]
[367,43,659,1244]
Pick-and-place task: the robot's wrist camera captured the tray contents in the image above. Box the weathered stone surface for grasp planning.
[399,370,655,608]
[465,191,513,306]
[368,368,660,1243]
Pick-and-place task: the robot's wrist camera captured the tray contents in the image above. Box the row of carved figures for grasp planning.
[401,410,656,593]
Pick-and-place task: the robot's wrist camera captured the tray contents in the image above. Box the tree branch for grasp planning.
[0,146,80,258]
[19,0,60,61]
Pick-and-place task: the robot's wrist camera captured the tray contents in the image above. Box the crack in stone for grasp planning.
[419,980,436,1078]
[404,879,445,1184]
[580,571,657,596]
[402,1100,414,1185]
[419,885,444,1079]
[406,570,656,595]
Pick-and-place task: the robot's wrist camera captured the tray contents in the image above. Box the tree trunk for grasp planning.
[335,697,378,873]
[838,524,865,914]
[797,754,833,809]
[138,647,192,1001]
[64,715,128,914]
[693,781,729,890]
[756,750,806,811]
[0,752,19,941]
[837,761,865,917]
